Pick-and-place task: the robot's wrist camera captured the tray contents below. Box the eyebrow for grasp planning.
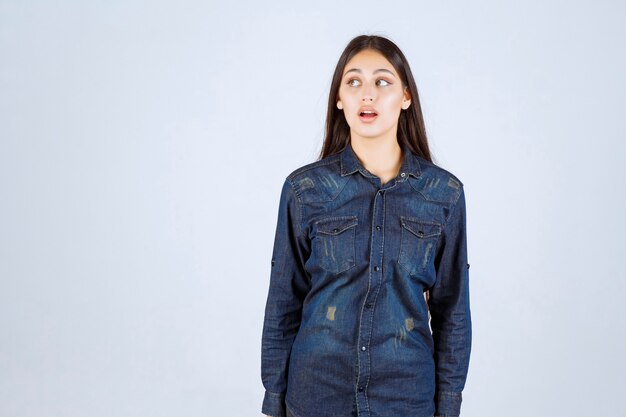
[343,68,396,78]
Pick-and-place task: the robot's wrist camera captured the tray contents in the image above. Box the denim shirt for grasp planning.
[261,142,472,417]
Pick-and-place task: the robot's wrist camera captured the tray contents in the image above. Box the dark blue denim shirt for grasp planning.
[261,142,472,417]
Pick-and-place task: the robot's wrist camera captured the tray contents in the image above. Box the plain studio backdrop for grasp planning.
[1,1,625,416]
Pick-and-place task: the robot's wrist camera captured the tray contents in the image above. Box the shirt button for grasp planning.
[400,172,406,177]
[374,266,379,271]
[361,346,366,351]
[376,225,381,230]
[365,303,372,309]
[358,386,364,392]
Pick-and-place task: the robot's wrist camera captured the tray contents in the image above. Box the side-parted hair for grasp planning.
[319,34,433,163]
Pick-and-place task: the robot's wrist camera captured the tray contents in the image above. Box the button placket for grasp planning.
[355,187,389,415]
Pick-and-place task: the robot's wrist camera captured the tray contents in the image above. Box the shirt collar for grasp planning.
[340,141,421,179]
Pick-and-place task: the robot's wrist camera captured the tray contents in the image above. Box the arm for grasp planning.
[261,178,311,417]
[428,186,472,417]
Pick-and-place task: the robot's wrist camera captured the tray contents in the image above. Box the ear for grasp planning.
[402,87,412,110]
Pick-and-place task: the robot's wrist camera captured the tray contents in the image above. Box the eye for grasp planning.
[345,78,392,87]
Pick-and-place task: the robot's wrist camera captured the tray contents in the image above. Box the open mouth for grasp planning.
[359,111,378,121]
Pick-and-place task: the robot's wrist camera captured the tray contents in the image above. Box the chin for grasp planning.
[352,128,391,140]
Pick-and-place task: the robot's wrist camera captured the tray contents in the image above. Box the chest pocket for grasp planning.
[314,216,358,275]
[397,216,442,277]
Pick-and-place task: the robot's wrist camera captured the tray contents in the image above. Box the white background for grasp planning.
[1,1,625,416]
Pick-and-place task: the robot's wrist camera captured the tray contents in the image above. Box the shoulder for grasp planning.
[283,154,344,201]
[409,154,465,206]
[285,153,341,181]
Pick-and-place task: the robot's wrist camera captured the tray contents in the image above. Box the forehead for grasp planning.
[342,49,397,76]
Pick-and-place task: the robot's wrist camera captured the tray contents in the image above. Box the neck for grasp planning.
[350,137,403,183]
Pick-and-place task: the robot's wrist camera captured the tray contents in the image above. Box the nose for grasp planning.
[362,84,375,102]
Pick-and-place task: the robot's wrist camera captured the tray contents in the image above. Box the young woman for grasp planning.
[261,34,472,417]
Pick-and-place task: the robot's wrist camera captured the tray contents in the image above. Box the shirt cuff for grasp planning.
[262,390,286,417]
[435,390,462,416]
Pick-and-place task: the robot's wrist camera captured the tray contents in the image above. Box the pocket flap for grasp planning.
[400,217,442,238]
[316,216,358,235]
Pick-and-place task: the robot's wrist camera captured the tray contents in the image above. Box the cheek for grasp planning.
[379,92,405,107]
[340,91,358,106]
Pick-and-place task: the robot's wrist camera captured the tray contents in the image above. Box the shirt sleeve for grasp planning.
[428,186,472,417]
[261,178,311,417]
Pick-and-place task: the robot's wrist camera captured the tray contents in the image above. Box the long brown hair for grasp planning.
[319,34,433,163]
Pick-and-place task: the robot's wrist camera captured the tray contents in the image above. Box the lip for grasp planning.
[358,106,378,123]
